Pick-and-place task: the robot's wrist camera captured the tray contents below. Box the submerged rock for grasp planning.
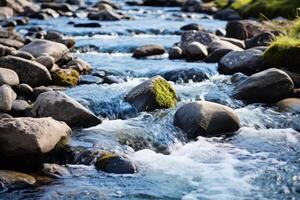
[174,101,240,139]
[0,117,70,169]
[132,44,166,58]
[125,76,177,112]
[233,68,294,103]
[95,153,137,174]
[31,91,102,128]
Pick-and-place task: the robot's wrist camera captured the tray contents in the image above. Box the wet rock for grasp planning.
[161,68,209,83]
[31,91,102,128]
[204,48,233,63]
[41,163,71,178]
[208,40,243,53]
[180,23,204,31]
[277,98,300,113]
[218,49,264,75]
[184,41,208,60]
[51,69,80,87]
[66,57,91,74]
[214,8,241,21]
[133,44,166,58]
[94,0,120,9]
[79,75,103,85]
[219,37,245,49]
[283,70,300,88]
[0,38,24,49]
[11,100,30,114]
[0,85,14,112]
[45,30,64,42]
[168,46,183,59]
[41,3,73,12]
[20,39,69,62]
[233,68,294,103]
[73,22,101,28]
[125,76,177,112]
[15,51,35,60]
[245,32,275,49]
[95,153,137,174]
[87,8,124,21]
[103,75,125,84]
[0,68,19,86]
[226,20,266,40]
[17,83,33,96]
[0,117,71,169]
[15,18,29,25]
[36,56,55,70]
[230,72,248,84]
[180,30,219,49]
[0,170,36,190]
[174,101,240,139]
[0,56,52,87]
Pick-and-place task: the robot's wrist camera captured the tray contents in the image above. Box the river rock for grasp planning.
[143,0,185,7]
[161,68,209,83]
[31,91,102,128]
[180,23,204,31]
[41,163,71,178]
[17,83,33,96]
[226,20,266,40]
[0,85,14,112]
[182,1,217,14]
[0,56,52,86]
[79,75,103,85]
[218,49,264,75]
[15,51,35,60]
[0,117,71,169]
[184,41,208,60]
[208,40,243,53]
[95,153,137,174]
[133,44,166,58]
[87,8,123,21]
[204,48,232,63]
[73,22,101,28]
[180,30,219,49]
[0,113,12,119]
[11,100,30,114]
[66,57,91,74]
[220,37,246,49]
[125,76,177,111]
[20,39,69,62]
[41,3,73,12]
[276,98,300,113]
[0,44,15,57]
[0,68,19,86]
[174,101,240,139]
[33,86,53,99]
[233,68,294,103]
[36,55,55,70]
[0,170,36,190]
[245,32,275,49]
[168,46,183,59]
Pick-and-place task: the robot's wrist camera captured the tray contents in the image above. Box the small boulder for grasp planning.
[133,44,166,58]
[233,68,294,103]
[36,56,55,70]
[0,170,36,190]
[0,85,14,112]
[95,153,137,174]
[208,40,243,53]
[41,3,73,12]
[161,68,209,83]
[0,68,19,86]
[168,46,183,59]
[0,38,24,49]
[66,57,91,74]
[214,8,241,21]
[180,23,204,31]
[20,39,69,62]
[31,91,102,128]
[218,49,264,75]
[174,101,240,139]
[204,48,232,63]
[245,32,275,49]
[226,20,266,40]
[17,83,33,96]
[276,98,300,113]
[87,9,124,21]
[41,163,71,178]
[0,56,52,86]
[184,41,208,60]
[11,100,30,114]
[180,30,219,49]
[125,76,177,112]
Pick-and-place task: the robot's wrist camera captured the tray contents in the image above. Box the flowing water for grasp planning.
[2,1,300,199]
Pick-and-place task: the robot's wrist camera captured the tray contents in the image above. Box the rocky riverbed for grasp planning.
[0,0,300,199]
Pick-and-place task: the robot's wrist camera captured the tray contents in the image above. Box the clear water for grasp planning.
[3,1,300,199]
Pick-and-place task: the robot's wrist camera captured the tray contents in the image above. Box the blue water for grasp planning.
[3,1,300,199]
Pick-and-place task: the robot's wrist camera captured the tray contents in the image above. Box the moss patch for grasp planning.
[152,77,177,109]
[52,69,80,87]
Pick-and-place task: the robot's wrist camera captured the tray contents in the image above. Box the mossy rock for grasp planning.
[51,69,80,87]
[264,35,300,72]
[94,152,137,174]
[125,76,177,112]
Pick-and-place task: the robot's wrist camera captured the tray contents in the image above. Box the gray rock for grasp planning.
[20,39,69,62]
[31,91,102,128]
[245,32,275,49]
[218,49,264,75]
[36,56,55,70]
[204,48,232,63]
[180,30,219,49]
[161,68,209,83]
[33,86,53,99]
[180,23,204,31]
[219,37,246,49]
[0,7,14,18]
[0,44,15,57]
[185,41,208,60]
[15,51,35,60]
[41,163,71,178]
[226,20,266,40]
[276,98,300,113]
[0,68,19,86]
[214,8,241,20]
[79,75,103,85]
[233,68,294,103]
[0,56,52,87]
[41,3,73,12]
[0,170,36,190]
[125,76,177,112]
[0,38,24,49]
[133,44,166,58]
[11,100,30,114]
[174,101,240,139]
[0,113,13,119]
[0,85,14,112]
[0,117,71,168]
[208,40,243,53]
[87,8,124,21]
[168,46,183,59]
[17,83,33,96]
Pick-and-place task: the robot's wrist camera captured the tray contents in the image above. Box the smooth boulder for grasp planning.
[125,76,177,111]
[0,56,52,86]
[276,98,300,113]
[31,91,102,128]
[161,68,209,83]
[0,85,14,112]
[233,68,294,103]
[0,68,19,86]
[174,101,240,139]
[133,44,166,58]
[0,170,36,190]
[218,49,264,75]
[184,41,208,60]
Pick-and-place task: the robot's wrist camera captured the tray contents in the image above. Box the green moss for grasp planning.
[152,77,177,109]
[264,35,300,71]
[52,69,80,87]
[231,0,252,10]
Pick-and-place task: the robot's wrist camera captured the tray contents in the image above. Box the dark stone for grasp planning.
[161,68,209,83]
[204,48,232,63]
